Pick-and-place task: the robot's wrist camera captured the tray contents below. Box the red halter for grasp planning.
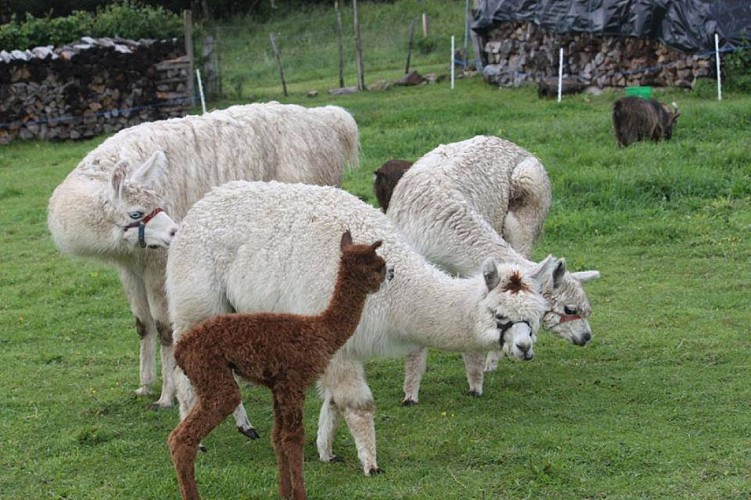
[558,313,582,324]
[123,208,164,248]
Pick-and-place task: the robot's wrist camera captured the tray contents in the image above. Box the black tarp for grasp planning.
[472,0,751,53]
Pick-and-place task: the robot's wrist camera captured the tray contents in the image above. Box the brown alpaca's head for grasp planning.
[339,230,388,294]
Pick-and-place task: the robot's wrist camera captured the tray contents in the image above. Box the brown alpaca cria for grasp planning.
[167,231,387,500]
[373,159,413,212]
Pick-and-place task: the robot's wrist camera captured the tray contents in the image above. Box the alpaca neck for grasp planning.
[319,266,371,349]
[387,259,500,352]
[453,231,529,275]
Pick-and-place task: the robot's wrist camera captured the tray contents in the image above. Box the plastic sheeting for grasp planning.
[472,0,750,53]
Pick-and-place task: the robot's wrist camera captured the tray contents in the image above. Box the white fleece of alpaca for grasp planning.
[386,135,600,400]
[166,180,548,474]
[46,102,360,407]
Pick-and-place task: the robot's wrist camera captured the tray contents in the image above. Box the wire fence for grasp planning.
[209,19,454,98]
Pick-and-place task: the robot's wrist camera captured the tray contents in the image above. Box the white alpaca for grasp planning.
[166,180,551,475]
[47,103,359,424]
[386,135,601,404]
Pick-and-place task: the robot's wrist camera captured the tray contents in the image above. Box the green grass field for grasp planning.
[2,1,751,498]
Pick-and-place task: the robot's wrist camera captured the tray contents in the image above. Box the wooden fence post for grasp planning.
[335,1,345,88]
[422,13,429,37]
[405,20,416,74]
[353,0,365,91]
[183,10,195,106]
[270,33,288,97]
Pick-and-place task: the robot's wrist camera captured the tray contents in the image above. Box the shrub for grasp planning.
[722,44,751,93]
[90,1,181,41]
[0,1,181,50]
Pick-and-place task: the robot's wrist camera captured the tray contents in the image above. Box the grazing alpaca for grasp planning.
[612,96,680,147]
[47,102,359,418]
[168,231,388,500]
[372,159,413,212]
[167,181,549,475]
[386,136,600,403]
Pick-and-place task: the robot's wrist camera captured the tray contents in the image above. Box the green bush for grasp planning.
[723,45,751,93]
[0,1,181,50]
[89,1,181,40]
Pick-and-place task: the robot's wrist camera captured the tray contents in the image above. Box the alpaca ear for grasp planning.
[528,255,557,284]
[571,270,601,283]
[552,258,567,290]
[340,230,353,250]
[482,257,501,291]
[370,240,383,251]
[110,160,129,201]
[130,150,168,189]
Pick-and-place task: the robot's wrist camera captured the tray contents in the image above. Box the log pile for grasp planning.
[480,22,714,89]
[0,37,189,145]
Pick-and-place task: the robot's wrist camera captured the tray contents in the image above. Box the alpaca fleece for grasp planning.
[168,232,386,499]
[47,102,359,415]
[385,135,600,403]
[166,180,549,475]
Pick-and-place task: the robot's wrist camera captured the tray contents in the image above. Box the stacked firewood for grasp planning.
[480,22,714,88]
[0,37,190,144]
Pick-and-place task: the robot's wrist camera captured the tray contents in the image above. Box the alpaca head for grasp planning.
[339,230,388,294]
[108,150,179,250]
[535,255,600,346]
[481,259,548,361]
[372,159,413,212]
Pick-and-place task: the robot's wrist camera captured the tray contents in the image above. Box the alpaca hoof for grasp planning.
[328,455,345,463]
[367,467,384,476]
[238,426,260,440]
[466,390,482,398]
[484,363,498,372]
[148,401,173,410]
[199,443,208,453]
[401,399,417,407]
[134,386,151,397]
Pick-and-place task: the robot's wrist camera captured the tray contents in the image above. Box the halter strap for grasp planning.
[558,314,582,324]
[498,319,532,342]
[123,208,164,248]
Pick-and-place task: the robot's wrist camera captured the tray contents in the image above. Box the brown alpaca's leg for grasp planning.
[271,393,293,499]
[274,390,307,500]
[168,364,241,500]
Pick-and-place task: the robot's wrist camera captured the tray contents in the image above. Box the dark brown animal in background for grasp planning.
[373,159,413,211]
[167,230,388,500]
[612,96,680,147]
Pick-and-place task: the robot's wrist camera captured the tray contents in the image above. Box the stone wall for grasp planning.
[0,37,190,144]
[479,22,714,88]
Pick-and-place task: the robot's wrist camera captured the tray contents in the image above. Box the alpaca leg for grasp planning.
[463,352,485,397]
[319,357,380,475]
[274,391,307,500]
[233,372,259,439]
[154,327,175,409]
[118,268,156,397]
[271,396,293,498]
[146,270,176,409]
[168,375,241,500]
[175,366,196,422]
[342,404,379,476]
[175,354,258,441]
[316,389,343,463]
[484,350,504,372]
[502,212,535,259]
[402,346,428,405]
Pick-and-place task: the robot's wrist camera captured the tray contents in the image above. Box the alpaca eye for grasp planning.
[564,306,578,315]
[494,313,509,324]
[128,211,144,220]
